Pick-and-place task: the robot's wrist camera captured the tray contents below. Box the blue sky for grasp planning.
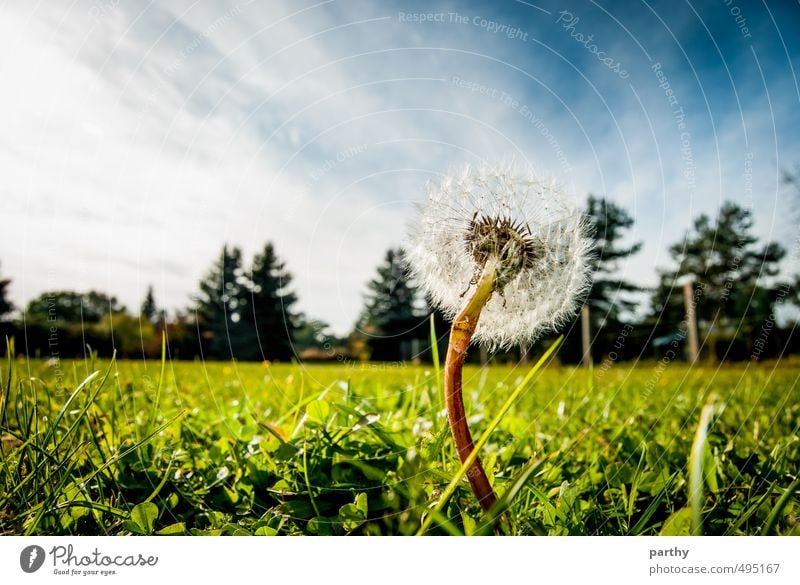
[1,0,798,334]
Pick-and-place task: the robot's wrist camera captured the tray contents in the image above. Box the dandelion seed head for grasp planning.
[406,163,593,350]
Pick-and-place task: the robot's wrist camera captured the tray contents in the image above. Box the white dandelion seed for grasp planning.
[406,162,594,514]
[406,163,593,350]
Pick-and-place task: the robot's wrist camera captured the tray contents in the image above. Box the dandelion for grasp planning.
[406,163,593,511]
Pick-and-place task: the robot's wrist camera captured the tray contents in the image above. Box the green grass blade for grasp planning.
[1,336,13,431]
[51,499,129,518]
[428,315,442,434]
[628,471,679,535]
[23,444,89,535]
[143,455,175,505]
[474,456,547,535]
[76,409,186,487]
[430,315,441,382]
[689,396,716,536]
[301,430,321,518]
[55,357,116,452]
[41,370,101,449]
[149,331,167,432]
[761,476,800,535]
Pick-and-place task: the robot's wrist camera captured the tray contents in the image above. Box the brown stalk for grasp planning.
[444,257,498,512]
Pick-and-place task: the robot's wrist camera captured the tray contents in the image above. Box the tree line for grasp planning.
[0,195,798,364]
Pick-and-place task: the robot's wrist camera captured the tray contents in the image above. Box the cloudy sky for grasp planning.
[1,0,799,334]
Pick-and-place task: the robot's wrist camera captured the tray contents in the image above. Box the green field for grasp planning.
[1,348,799,536]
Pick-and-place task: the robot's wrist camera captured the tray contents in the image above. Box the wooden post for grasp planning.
[683,278,699,364]
[581,304,592,368]
[411,338,421,365]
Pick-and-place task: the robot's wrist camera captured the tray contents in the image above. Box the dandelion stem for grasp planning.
[444,256,499,511]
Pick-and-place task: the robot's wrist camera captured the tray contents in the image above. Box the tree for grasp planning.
[293,316,350,360]
[293,317,332,351]
[558,196,642,364]
[193,245,249,359]
[247,243,298,361]
[101,312,156,358]
[24,290,125,324]
[649,201,786,358]
[141,285,159,324]
[782,165,800,310]
[584,195,643,324]
[358,248,424,361]
[0,263,13,321]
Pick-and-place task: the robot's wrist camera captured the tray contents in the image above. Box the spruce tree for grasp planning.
[560,196,642,363]
[585,195,643,324]
[141,285,158,324]
[359,248,423,361]
[247,243,298,361]
[194,245,248,359]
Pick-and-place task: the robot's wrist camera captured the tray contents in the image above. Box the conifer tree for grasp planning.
[194,245,248,359]
[247,243,298,361]
[359,248,423,361]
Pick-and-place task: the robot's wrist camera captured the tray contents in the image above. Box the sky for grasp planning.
[1,0,799,335]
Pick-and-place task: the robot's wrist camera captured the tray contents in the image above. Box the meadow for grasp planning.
[1,343,798,536]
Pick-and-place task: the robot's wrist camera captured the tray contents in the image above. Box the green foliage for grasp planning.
[0,262,13,321]
[140,285,159,325]
[194,245,249,359]
[650,202,786,356]
[25,290,126,324]
[0,347,184,535]
[126,502,159,535]
[1,341,798,536]
[584,194,643,323]
[193,243,298,361]
[292,317,346,359]
[13,291,158,359]
[358,248,425,361]
[559,195,643,364]
[247,243,298,361]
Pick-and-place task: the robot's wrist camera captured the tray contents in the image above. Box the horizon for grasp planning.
[1,0,799,336]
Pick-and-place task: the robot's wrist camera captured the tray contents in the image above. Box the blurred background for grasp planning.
[1,0,798,364]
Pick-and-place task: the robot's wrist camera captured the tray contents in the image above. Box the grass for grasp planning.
[1,341,799,536]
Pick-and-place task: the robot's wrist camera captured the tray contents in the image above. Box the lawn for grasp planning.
[1,345,798,536]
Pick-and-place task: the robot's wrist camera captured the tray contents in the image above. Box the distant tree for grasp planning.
[193,245,249,359]
[293,316,333,352]
[141,285,159,324]
[247,243,298,361]
[584,195,643,325]
[649,201,786,357]
[293,316,350,360]
[0,263,13,321]
[158,310,200,359]
[358,248,424,361]
[100,312,156,357]
[782,165,800,310]
[557,196,642,364]
[24,290,125,324]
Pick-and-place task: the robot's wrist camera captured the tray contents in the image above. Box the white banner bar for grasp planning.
[1,536,797,584]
